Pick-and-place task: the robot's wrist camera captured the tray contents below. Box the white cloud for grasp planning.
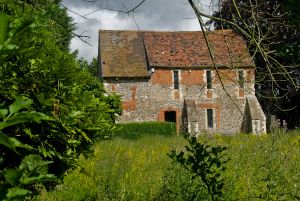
[63,0,204,61]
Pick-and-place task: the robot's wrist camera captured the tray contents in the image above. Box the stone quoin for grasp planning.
[98,30,266,134]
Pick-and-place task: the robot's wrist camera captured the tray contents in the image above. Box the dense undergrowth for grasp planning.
[38,129,300,201]
[0,1,121,200]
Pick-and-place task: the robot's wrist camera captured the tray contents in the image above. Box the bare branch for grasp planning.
[188,0,244,115]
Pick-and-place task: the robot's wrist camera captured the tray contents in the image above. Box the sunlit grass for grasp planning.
[38,130,300,201]
[38,135,185,201]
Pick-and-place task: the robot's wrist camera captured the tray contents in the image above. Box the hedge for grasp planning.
[115,122,177,139]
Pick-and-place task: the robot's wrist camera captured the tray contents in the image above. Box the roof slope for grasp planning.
[99,30,254,78]
[99,30,149,78]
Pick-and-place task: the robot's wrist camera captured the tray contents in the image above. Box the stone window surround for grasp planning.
[206,108,214,129]
[172,69,181,90]
[238,69,245,89]
[204,69,214,99]
[237,69,245,98]
[206,70,212,89]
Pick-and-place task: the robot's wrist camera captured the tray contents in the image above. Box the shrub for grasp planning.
[0,6,121,200]
[115,122,177,139]
[168,135,227,201]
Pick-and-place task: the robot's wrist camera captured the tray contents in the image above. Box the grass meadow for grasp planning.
[38,124,300,201]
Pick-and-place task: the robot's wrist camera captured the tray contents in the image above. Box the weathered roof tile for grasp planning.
[99,30,149,78]
[99,30,254,78]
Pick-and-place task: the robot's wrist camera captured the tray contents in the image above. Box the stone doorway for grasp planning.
[165,111,177,124]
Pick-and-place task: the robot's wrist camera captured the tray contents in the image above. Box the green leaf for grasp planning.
[3,44,18,50]
[0,109,8,119]
[19,155,53,171]
[34,93,51,106]
[6,187,31,200]
[0,132,33,154]
[0,132,17,153]
[67,139,80,145]
[70,111,85,118]
[21,174,56,185]
[4,169,21,186]
[18,155,56,185]
[0,111,50,130]
[76,128,92,143]
[10,17,35,39]
[8,97,32,115]
[0,13,9,45]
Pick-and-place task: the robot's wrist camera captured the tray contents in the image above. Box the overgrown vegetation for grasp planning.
[38,135,185,201]
[169,135,227,201]
[0,1,121,200]
[38,128,300,201]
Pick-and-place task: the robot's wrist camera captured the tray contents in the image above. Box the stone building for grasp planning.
[98,30,266,134]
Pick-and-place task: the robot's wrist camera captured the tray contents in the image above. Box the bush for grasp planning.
[168,135,227,201]
[115,122,177,139]
[0,6,121,200]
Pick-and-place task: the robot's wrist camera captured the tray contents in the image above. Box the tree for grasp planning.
[206,0,300,128]
[186,0,300,129]
[0,0,121,199]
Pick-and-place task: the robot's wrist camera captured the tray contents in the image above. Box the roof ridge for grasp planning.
[99,29,233,33]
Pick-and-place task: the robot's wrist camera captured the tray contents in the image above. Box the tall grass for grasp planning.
[198,132,300,200]
[38,135,185,201]
[38,130,300,201]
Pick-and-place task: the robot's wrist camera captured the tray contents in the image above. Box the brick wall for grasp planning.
[104,67,257,134]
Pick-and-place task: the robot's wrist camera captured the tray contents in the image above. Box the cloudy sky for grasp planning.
[62,0,214,61]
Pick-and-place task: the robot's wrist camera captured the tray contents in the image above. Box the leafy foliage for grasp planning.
[0,0,121,199]
[0,97,55,200]
[0,96,49,153]
[0,155,56,201]
[168,135,227,201]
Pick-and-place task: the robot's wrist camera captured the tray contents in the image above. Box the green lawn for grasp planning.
[38,130,300,201]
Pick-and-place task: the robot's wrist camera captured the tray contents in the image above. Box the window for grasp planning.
[173,70,179,90]
[238,70,244,89]
[206,70,212,89]
[207,109,213,128]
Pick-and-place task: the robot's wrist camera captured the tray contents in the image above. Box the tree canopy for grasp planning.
[0,1,121,199]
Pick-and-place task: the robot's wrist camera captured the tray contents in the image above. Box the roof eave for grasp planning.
[150,63,256,69]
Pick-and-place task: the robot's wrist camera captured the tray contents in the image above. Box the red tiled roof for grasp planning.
[99,30,254,78]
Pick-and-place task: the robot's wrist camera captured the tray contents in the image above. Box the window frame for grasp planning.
[173,70,179,90]
[238,70,244,89]
[206,70,212,89]
[207,109,214,128]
